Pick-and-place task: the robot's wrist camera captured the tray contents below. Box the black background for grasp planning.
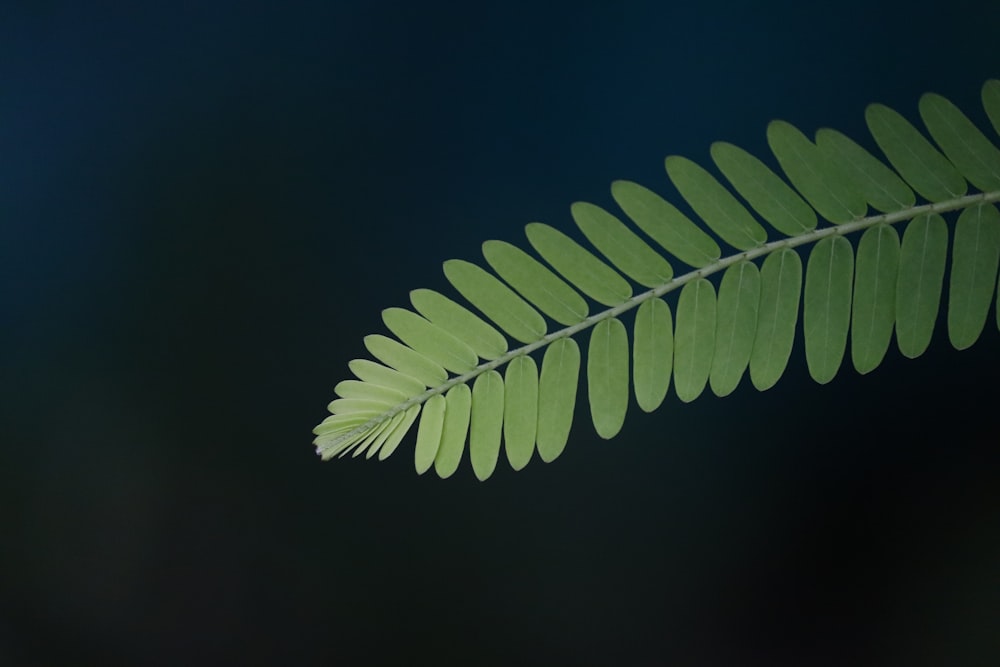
[2,2,999,665]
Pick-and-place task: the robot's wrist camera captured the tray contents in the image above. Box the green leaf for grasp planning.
[664,155,768,249]
[710,260,760,397]
[337,418,395,458]
[328,397,394,415]
[674,278,716,402]
[482,240,589,325]
[632,297,673,412]
[525,222,632,306]
[316,78,1000,480]
[750,247,802,391]
[804,236,854,384]
[767,120,867,223]
[313,412,377,461]
[443,259,547,344]
[334,379,409,405]
[710,141,816,236]
[895,213,948,358]
[348,359,427,397]
[434,384,472,479]
[364,334,448,388]
[361,410,405,459]
[410,288,508,361]
[536,338,580,462]
[611,179,721,267]
[920,92,1000,192]
[948,203,1000,350]
[851,223,900,374]
[470,371,505,481]
[314,411,376,432]
[571,202,674,287]
[865,103,967,202]
[587,318,629,439]
[345,423,390,457]
[382,307,479,373]
[377,405,421,461]
[414,394,446,474]
[503,355,538,471]
[815,128,916,213]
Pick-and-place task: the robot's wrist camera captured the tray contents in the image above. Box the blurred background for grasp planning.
[2,1,998,665]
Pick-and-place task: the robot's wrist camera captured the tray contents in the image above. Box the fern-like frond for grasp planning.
[314,80,1000,479]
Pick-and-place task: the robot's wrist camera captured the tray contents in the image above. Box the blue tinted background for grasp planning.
[2,1,999,665]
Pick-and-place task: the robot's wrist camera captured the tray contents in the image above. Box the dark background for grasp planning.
[2,1,999,665]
